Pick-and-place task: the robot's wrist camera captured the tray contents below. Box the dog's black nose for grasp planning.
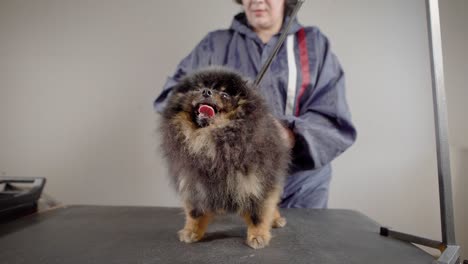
[202,88,213,98]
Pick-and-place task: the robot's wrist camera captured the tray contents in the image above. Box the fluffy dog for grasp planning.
[160,67,291,249]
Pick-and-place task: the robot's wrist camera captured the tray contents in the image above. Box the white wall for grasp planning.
[0,0,465,259]
[440,0,468,149]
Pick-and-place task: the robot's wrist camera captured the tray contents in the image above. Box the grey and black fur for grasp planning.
[160,67,291,249]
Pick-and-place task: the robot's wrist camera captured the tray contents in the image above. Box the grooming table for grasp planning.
[0,206,434,263]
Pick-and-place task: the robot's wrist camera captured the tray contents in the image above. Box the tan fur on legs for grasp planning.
[178,203,213,243]
[272,207,287,228]
[243,212,272,249]
[242,188,281,249]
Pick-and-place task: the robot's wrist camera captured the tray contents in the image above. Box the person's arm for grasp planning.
[154,33,214,113]
[281,29,357,171]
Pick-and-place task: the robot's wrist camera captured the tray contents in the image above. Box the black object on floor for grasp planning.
[0,206,434,264]
[0,177,46,223]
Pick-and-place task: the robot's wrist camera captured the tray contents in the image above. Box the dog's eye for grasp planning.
[220,92,230,99]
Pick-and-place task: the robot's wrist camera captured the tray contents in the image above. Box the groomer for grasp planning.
[154,0,357,208]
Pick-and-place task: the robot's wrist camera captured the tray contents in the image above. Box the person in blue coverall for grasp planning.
[154,0,357,208]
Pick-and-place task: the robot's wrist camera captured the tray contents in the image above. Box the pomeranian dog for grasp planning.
[160,67,291,249]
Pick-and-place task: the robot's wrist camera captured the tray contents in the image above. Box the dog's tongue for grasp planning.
[199,104,215,118]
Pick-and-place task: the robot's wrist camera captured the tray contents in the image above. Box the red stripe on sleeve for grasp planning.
[295,28,311,116]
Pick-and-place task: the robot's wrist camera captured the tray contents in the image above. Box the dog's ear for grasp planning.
[242,100,257,115]
[172,81,192,94]
[234,97,258,120]
[234,79,253,98]
[162,88,186,119]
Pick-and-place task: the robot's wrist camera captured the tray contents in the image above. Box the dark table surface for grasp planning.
[0,205,434,264]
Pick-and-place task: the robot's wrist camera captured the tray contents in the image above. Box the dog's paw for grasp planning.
[272,217,287,228]
[178,229,202,243]
[246,233,271,249]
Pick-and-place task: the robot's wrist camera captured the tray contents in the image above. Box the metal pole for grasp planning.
[425,0,456,246]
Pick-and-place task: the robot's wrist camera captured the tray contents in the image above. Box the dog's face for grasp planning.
[164,68,259,128]
[187,85,236,128]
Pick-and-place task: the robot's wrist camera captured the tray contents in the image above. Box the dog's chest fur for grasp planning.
[177,168,264,212]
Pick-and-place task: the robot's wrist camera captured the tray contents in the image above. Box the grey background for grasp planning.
[0,0,466,259]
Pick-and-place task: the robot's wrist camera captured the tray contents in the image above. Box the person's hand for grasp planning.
[285,127,295,149]
[274,119,295,149]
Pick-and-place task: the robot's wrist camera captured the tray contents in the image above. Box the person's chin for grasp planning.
[254,21,273,30]
[248,16,268,26]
